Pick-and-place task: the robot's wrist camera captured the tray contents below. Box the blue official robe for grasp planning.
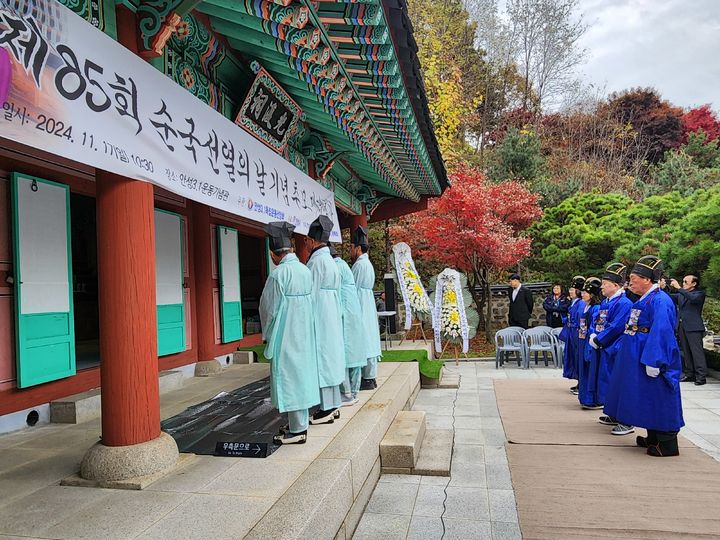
[259,253,321,413]
[352,253,382,362]
[604,286,684,432]
[307,246,346,388]
[559,298,584,380]
[594,292,633,405]
[577,303,601,406]
[335,257,367,368]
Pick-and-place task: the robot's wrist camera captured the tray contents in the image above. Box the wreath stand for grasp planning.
[441,340,469,366]
[398,320,428,345]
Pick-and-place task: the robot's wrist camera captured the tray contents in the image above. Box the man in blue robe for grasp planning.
[604,256,684,457]
[329,244,366,405]
[259,222,320,445]
[590,263,634,435]
[351,226,382,390]
[559,275,585,394]
[577,277,603,409]
[306,215,346,424]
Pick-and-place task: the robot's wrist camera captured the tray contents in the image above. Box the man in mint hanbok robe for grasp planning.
[590,263,633,435]
[259,222,320,445]
[351,226,382,390]
[306,215,346,424]
[604,256,684,457]
[329,245,366,405]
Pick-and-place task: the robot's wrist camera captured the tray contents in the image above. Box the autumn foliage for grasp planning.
[682,105,720,142]
[393,166,542,334]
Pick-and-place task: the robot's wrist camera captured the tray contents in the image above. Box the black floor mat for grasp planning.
[162,377,285,457]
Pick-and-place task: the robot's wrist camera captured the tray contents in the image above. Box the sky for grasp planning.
[576,0,720,109]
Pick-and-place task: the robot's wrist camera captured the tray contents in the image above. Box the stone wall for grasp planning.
[490,293,549,330]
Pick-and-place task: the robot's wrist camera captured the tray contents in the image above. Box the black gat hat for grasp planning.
[571,275,586,290]
[583,277,602,297]
[266,221,295,252]
[352,226,369,248]
[631,255,663,282]
[602,263,627,285]
[308,215,333,243]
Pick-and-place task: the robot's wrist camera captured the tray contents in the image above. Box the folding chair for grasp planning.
[550,327,564,369]
[494,327,526,368]
[523,327,559,368]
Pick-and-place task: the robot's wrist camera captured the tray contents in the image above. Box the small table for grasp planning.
[377,311,396,351]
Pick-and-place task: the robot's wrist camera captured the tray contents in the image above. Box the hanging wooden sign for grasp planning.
[235,66,302,154]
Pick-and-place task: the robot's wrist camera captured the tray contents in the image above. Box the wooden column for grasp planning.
[294,233,311,264]
[191,202,216,360]
[95,4,159,448]
[348,206,368,232]
[96,171,160,447]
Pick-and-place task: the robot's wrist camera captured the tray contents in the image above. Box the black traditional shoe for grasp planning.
[695,380,707,386]
[310,409,335,425]
[680,375,695,383]
[570,385,579,392]
[647,442,679,457]
[581,404,604,410]
[333,409,341,419]
[598,416,618,426]
[371,379,378,389]
[273,430,307,445]
[636,436,649,448]
[359,379,374,391]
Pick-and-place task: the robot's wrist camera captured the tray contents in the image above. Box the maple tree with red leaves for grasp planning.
[682,105,720,143]
[394,166,542,337]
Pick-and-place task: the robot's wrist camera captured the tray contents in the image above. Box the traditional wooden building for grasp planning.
[0,0,446,475]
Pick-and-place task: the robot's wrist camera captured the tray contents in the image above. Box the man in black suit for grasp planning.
[669,275,707,385]
[508,273,534,329]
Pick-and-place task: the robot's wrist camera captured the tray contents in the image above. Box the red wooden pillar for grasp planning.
[94,5,159,448]
[96,171,160,446]
[192,202,216,360]
[294,233,311,264]
[348,206,368,232]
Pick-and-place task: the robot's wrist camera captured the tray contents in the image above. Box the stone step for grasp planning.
[379,410,426,471]
[413,429,454,476]
[50,370,185,424]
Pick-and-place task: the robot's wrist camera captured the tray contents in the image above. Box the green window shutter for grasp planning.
[11,174,76,388]
[217,226,243,343]
[155,209,186,356]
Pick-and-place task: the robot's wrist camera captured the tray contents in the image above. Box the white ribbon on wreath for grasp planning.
[392,242,433,330]
[433,269,470,354]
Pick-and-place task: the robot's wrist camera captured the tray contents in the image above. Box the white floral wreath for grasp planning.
[392,242,433,330]
[433,269,470,353]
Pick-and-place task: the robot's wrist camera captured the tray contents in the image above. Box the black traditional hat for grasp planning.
[583,277,602,297]
[308,215,333,242]
[328,244,339,258]
[265,221,295,252]
[571,275,586,290]
[602,263,627,285]
[631,255,663,282]
[352,226,369,248]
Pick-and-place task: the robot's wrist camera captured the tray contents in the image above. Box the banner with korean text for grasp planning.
[0,0,340,240]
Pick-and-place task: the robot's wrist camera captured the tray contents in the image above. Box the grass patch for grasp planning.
[380,349,444,380]
[239,344,270,363]
[239,345,444,380]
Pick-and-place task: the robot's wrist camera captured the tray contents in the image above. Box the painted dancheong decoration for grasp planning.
[391,242,433,331]
[430,269,478,363]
